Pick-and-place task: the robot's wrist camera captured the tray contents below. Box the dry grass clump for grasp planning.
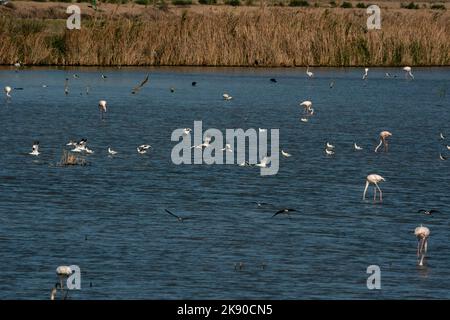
[58,150,87,166]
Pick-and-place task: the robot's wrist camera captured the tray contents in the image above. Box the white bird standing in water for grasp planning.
[255,156,270,168]
[281,150,291,157]
[375,131,392,153]
[98,100,107,119]
[403,66,414,79]
[362,68,369,80]
[51,266,73,300]
[363,174,385,202]
[223,93,232,100]
[4,86,12,98]
[306,66,314,78]
[30,141,40,156]
[222,143,233,152]
[183,128,192,136]
[300,100,313,115]
[354,143,363,151]
[108,147,118,155]
[414,225,430,266]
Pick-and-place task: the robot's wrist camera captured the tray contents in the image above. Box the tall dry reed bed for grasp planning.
[0,7,449,66]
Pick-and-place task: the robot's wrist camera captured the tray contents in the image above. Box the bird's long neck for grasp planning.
[374,139,383,152]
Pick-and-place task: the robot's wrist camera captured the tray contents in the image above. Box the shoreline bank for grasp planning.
[1,3,449,67]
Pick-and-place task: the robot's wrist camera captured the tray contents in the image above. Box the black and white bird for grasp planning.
[223,93,233,100]
[30,141,40,156]
[165,209,190,222]
[137,144,151,154]
[183,128,192,136]
[272,208,296,218]
[418,209,440,216]
[108,147,118,155]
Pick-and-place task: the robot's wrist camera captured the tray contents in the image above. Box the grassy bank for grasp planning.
[0,3,449,66]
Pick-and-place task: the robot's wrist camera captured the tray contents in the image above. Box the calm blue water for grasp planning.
[0,67,449,299]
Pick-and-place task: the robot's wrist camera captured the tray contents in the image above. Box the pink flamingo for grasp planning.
[375,131,392,152]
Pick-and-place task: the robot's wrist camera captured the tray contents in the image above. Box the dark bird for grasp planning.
[272,208,296,218]
[270,78,277,83]
[191,81,197,87]
[418,209,440,216]
[64,78,69,95]
[165,209,190,222]
[131,74,149,94]
[170,87,175,93]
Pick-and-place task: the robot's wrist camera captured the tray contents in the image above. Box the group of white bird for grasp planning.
[28,138,152,157]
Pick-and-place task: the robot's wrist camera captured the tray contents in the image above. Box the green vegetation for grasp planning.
[289,0,309,7]
[430,3,446,10]
[172,0,192,4]
[401,2,420,9]
[224,0,241,6]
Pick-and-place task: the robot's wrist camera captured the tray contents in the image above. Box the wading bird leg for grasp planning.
[375,183,382,202]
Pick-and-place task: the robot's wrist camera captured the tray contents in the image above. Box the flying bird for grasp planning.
[418,209,440,216]
[363,174,385,202]
[272,208,296,218]
[132,74,149,94]
[165,209,190,222]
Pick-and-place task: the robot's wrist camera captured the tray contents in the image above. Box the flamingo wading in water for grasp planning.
[414,225,430,266]
[403,66,414,79]
[98,100,107,119]
[375,131,392,153]
[363,174,385,202]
